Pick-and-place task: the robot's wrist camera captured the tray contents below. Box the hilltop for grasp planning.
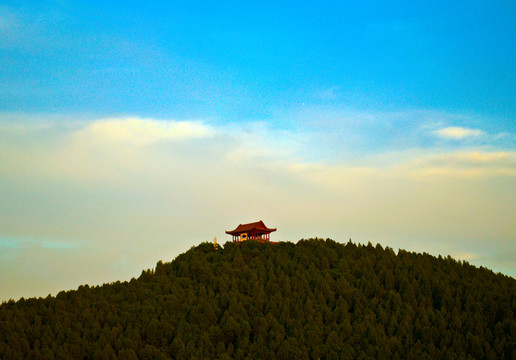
[1,239,514,359]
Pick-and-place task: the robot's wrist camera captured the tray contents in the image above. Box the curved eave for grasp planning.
[226,227,277,235]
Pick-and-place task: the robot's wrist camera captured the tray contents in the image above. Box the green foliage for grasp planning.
[1,239,515,359]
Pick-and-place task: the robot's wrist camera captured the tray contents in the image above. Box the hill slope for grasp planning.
[1,239,514,359]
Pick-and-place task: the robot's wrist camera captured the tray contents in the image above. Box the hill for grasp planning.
[0,239,514,359]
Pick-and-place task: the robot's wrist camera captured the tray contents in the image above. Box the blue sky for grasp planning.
[0,1,515,300]
[2,1,515,119]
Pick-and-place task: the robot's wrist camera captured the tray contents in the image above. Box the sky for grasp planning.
[0,0,515,300]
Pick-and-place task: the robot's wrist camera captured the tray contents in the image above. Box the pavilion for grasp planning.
[225,220,277,243]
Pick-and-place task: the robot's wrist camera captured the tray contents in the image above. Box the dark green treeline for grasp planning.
[1,239,514,359]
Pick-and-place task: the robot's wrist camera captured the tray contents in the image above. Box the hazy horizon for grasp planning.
[1,0,515,300]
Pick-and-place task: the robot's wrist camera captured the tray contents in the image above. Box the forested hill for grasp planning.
[1,239,515,359]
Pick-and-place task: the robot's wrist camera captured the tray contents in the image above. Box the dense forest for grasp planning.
[1,239,514,359]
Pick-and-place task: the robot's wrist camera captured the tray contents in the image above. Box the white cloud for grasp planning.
[0,113,515,300]
[285,150,516,186]
[404,151,516,179]
[0,116,218,185]
[74,117,215,145]
[224,122,305,164]
[433,126,485,140]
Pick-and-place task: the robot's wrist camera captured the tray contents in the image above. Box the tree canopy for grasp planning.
[1,239,514,359]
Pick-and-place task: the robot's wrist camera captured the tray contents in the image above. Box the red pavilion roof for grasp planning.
[225,220,277,235]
